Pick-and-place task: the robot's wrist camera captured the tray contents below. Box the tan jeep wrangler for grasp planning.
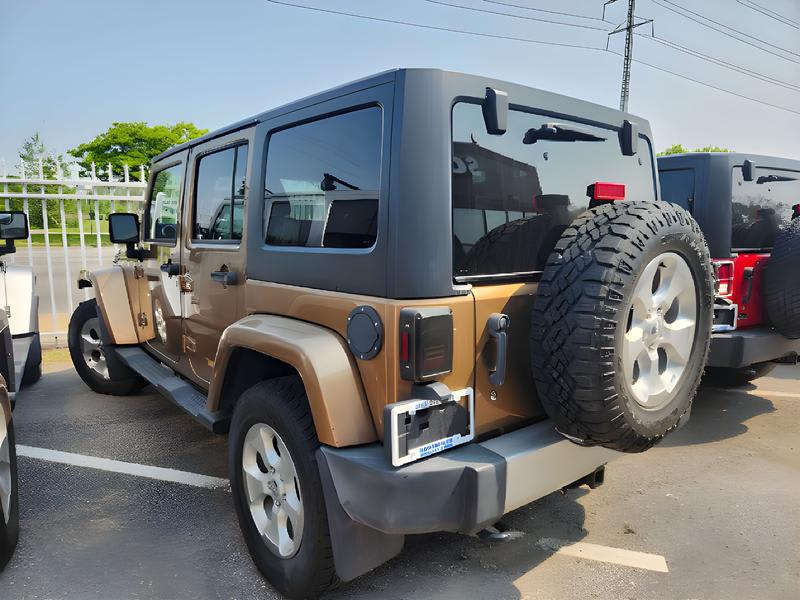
[68,69,714,598]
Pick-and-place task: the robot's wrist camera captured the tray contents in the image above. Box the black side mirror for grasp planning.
[0,211,29,257]
[621,120,638,156]
[743,159,756,182]
[482,87,508,135]
[109,213,146,261]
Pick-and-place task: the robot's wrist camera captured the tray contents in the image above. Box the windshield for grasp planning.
[731,165,799,251]
[452,102,656,279]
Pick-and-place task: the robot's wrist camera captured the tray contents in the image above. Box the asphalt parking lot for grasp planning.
[0,356,798,599]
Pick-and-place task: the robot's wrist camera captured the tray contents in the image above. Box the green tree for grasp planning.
[69,121,208,180]
[658,144,733,156]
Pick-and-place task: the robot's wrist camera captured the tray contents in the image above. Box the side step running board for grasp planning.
[115,346,229,433]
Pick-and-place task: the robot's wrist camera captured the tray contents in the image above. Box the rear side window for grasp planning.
[732,166,799,251]
[193,144,248,242]
[264,107,382,249]
[659,168,695,211]
[452,102,655,279]
[145,163,184,243]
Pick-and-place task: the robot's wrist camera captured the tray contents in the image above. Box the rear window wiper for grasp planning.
[523,123,606,144]
[756,174,797,184]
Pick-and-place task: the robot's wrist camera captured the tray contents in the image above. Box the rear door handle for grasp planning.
[210,270,238,288]
[160,261,180,276]
[742,267,755,305]
[487,313,510,386]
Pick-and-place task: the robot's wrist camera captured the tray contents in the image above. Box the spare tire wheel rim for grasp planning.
[241,423,304,559]
[622,252,697,410]
[0,409,10,524]
[80,317,110,380]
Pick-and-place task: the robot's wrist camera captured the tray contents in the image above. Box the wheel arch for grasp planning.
[210,315,377,447]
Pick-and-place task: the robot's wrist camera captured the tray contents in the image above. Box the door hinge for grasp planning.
[138,312,148,327]
[178,274,194,293]
[182,334,197,353]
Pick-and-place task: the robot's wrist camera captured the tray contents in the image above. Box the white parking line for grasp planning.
[536,538,669,573]
[746,390,799,399]
[17,445,230,490]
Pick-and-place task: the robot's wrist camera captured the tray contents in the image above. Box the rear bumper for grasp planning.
[319,419,616,536]
[707,326,800,368]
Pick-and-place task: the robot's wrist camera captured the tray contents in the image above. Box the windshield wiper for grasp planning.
[523,123,606,144]
[756,174,797,184]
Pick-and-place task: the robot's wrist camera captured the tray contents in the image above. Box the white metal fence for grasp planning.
[0,160,147,344]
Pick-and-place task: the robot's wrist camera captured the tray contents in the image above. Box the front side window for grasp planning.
[452,102,656,279]
[731,166,799,251]
[145,163,184,242]
[193,144,248,242]
[659,168,695,211]
[264,107,382,249]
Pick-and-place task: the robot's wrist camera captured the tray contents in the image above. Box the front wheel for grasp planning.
[0,413,19,570]
[68,299,144,396]
[229,377,338,599]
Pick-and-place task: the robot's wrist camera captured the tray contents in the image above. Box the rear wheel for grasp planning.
[229,377,337,599]
[0,411,19,570]
[68,300,143,396]
[532,202,715,452]
[704,362,776,387]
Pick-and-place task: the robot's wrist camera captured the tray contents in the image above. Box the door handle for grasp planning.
[487,313,510,386]
[210,270,238,288]
[742,267,755,305]
[160,261,180,277]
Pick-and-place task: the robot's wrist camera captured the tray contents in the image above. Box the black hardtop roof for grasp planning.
[152,68,651,164]
[658,152,800,171]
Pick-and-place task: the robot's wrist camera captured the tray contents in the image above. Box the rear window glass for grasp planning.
[731,166,799,251]
[452,102,656,279]
[264,107,381,249]
[659,168,695,211]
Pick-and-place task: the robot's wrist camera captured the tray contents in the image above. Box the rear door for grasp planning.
[451,101,657,436]
[180,130,252,386]
[141,152,188,367]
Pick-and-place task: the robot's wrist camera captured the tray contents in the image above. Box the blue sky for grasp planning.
[1,0,798,169]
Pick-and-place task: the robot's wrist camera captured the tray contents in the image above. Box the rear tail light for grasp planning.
[587,181,626,201]
[399,307,453,382]
[712,259,735,297]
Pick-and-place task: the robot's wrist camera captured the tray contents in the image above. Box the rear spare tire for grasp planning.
[531,202,714,452]
[763,219,800,339]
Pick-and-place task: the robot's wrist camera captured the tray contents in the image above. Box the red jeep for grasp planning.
[658,153,800,385]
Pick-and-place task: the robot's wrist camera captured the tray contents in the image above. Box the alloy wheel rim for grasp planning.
[622,252,698,410]
[0,407,11,524]
[242,423,304,558]
[80,317,110,379]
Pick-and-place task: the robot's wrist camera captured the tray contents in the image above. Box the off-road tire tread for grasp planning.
[763,219,800,339]
[531,201,713,452]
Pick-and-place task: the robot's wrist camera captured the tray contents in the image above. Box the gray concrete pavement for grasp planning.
[1,361,798,599]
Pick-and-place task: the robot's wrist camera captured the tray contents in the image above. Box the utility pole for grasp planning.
[605,0,653,112]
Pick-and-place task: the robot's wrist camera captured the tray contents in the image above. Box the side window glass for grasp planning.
[658,168,695,211]
[264,107,382,249]
[194,144,248,242]
[145,163,184,242]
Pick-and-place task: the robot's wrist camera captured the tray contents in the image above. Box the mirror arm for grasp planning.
[0,239,17,257]
[125,242,146,262]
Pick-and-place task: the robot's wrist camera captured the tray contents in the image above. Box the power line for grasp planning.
[264,0,800,117]
[263,0,609,52]
[425,0,611,32]
[482,0,608,23]
[624,53,800,116]
[636,33,800,92]
[736,0,799,29]
[651,0,800,61]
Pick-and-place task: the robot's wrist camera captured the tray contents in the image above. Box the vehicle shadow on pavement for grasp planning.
[327,489,591,600]
[659,385,776,447]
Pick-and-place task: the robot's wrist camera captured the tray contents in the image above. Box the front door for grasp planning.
[180,131,252,386]
[141,152,188,367]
